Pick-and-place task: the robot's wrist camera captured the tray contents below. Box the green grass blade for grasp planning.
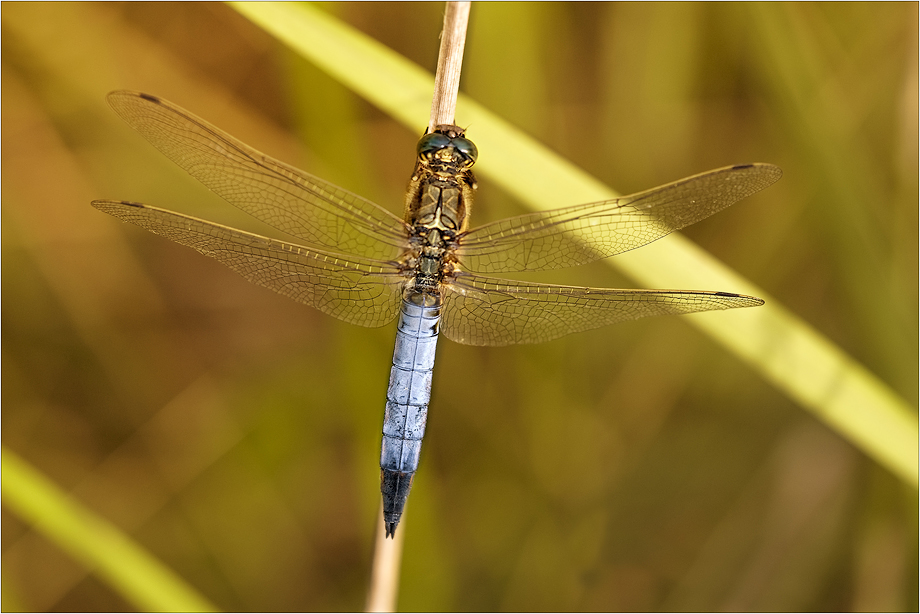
[1,447,219,612]
[228,2,918,486]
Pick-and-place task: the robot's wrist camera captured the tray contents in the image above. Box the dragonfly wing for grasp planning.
[93,200,407,328]
[456,164,781,273]
[440,272,764,346]
[105,91,411,260]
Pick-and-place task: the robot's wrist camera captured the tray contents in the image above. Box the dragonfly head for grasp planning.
[416,131,478,173]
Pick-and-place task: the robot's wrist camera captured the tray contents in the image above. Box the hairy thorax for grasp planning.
[402,127,477,301]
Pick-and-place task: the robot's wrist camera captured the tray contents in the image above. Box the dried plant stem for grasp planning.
[429,1,471,132]
[366,3,471,612]
[365,502,406,612]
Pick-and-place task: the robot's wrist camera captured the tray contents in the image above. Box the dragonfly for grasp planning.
[93,91,781,538]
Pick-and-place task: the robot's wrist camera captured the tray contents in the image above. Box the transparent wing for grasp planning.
[106,91,411,260]
[440,272,764,346]
[93,200,407,328]
[456,164,782,273]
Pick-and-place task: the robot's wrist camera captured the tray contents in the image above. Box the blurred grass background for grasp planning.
[2,2,917,611]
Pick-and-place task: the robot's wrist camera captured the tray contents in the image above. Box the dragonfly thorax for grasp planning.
[410,233,450,294]
[411,184,465,231]
[405,128,478,237]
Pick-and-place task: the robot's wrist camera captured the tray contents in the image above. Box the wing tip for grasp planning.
[105,90,163,112]
[730,162,783,182]
[90,200,147,225]
[714,291,765,307]
[138,92,162,104]
[91,200,148,214]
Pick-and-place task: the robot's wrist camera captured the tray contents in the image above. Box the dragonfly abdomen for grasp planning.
[380,294,441,537]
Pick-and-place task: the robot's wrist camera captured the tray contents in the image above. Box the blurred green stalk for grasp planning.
[1,447,218,612]
[231,1,918,487]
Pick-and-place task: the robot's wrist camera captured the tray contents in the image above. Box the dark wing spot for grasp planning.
[715,291,741,297]
[731,163,754,170]
[138,93,161,104]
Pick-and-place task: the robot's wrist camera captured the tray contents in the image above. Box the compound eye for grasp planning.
[417,132,452,158]
[451,137,478,164]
